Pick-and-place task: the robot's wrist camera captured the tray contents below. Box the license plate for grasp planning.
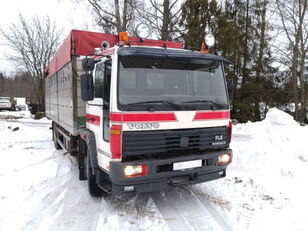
[173,159,202,171]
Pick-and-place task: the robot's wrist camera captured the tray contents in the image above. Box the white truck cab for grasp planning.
[0,97,12,111]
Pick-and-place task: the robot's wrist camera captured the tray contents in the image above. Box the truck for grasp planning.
[26,97,39,114]
[45,28,233,197]
[0,97,14,111]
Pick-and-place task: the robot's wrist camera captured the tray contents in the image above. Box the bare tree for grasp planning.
[137,0,182,41]
[275,0,308,122]
[0,13,62,111]
[87,0,137,34]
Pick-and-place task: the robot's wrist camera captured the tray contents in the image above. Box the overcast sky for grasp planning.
[0,0,98,74]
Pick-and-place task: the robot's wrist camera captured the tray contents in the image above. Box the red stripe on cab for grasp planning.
[193,110,230,121]
[110,113,122,122]
[86,114,100,126]
[110,124,122,159]
[110,112,177,122]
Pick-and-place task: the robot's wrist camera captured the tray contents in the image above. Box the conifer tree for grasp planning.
[250,0,276,120]
[223,0,255,122]
[180,0,209,50]
[0,72,5,97]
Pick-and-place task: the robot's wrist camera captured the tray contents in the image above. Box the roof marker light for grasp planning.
[119,32,128,43]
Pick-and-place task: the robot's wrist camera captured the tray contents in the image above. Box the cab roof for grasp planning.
[46,30,182,77]
[117,47,232,64]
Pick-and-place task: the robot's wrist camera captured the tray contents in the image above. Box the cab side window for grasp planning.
[103,61,111,104]
[94,62,104,98]
[103,60,112,142]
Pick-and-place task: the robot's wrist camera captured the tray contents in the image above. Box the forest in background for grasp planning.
[0,0,307,123]
[0,72,36,98]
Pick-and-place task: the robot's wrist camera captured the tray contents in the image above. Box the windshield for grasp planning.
[118,56,229,111]
[0,97,10,102]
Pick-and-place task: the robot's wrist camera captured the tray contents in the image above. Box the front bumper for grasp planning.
[104,149,232,194]
[0,105,11,110]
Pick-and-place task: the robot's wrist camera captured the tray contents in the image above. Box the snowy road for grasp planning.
[1,109,308,231]
[0,112,235,231]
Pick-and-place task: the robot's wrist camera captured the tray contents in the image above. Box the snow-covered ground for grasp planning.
[0,108,307,231]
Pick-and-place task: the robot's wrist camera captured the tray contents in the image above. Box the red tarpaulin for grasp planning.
[46,30,182,77]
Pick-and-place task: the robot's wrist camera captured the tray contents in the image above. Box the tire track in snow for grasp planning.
[188,186,235,231]
[90,192,169,230]
[0,139,51,145]
[0,154,71,226]
[21,165,81,230]
[151,187,224,231]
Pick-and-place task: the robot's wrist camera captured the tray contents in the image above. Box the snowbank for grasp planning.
[198,108,308,231]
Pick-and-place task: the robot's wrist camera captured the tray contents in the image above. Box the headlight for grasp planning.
[218,153,231,165]
[124,165,147,177]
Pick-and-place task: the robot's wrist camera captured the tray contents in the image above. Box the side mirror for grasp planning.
[227,79,234,102]
[81,74,94,101]
[82,58,95,71]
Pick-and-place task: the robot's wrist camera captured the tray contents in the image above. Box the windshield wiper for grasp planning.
[126,100,182,109]
[181,100,226,109]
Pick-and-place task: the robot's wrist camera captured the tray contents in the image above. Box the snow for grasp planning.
[0,108,307,230]
[200,108,308,230]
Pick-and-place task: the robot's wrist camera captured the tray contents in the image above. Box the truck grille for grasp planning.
[122,127,229,160]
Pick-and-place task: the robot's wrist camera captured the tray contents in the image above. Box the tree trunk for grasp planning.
[298,0,308,123]
[254,0,267,121]
[299,48,306,123]
[114,0,122,32]
[40,78,45,112]
[291,43,299,121]
[306,83,308,122]
[242,0,250,86]
[122,0,128,31]
[291,0,307,121]
[161,0,170,41]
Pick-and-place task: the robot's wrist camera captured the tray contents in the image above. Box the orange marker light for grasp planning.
[110,125,122,159]
[200,42,209,53]
[119,32,128,43]
[110,128,121,135]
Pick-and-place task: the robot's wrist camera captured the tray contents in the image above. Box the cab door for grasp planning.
[86,58,112,171]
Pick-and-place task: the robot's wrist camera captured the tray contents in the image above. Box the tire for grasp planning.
[52,123,62,150]
[86,153,104,197]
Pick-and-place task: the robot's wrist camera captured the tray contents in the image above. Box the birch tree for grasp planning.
[137,0,182,41]
[275,0,308,122]
[0,14,62,111]
[87,0,137,34]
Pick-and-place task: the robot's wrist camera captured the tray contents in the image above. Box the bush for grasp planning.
[34,112,45,120]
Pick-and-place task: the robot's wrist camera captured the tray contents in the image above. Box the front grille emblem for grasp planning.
[215,135,224,141]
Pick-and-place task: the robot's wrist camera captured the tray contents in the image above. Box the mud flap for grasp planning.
[79,129,98,175]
